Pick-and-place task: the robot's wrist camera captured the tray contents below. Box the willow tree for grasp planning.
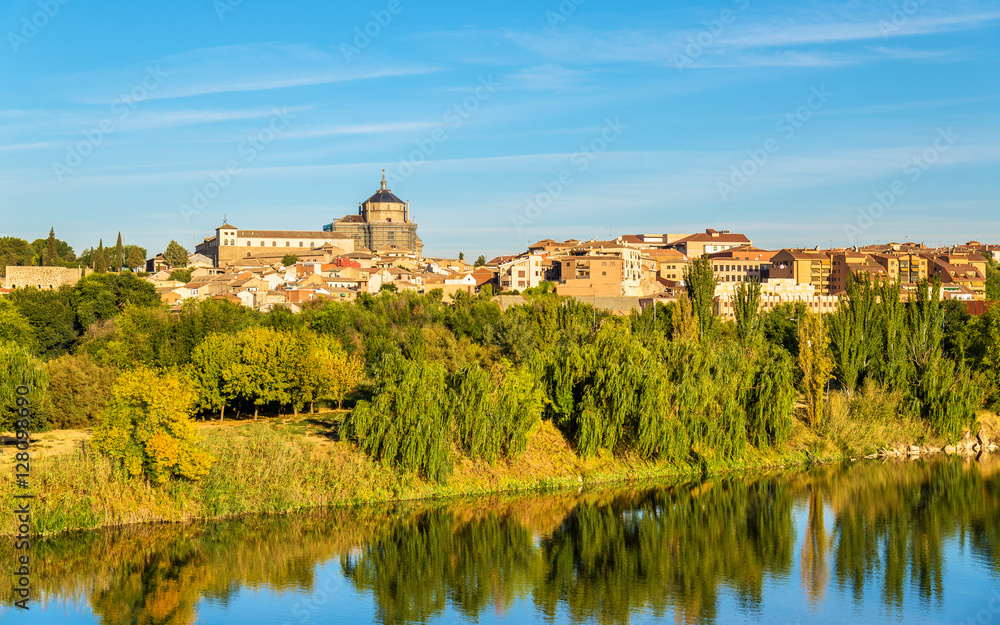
[684,255,717,340]
[798,313,834,427]
[343,354,452,482]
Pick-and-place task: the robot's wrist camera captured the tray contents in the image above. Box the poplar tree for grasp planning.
[734,279,762,345]
[684,255,717,340]
[798,313,834,427]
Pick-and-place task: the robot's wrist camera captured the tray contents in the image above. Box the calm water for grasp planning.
[3,458,1000,625]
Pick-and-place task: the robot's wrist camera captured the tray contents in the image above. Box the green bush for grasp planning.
[45,353,117,429]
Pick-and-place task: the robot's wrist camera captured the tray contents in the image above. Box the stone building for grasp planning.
[195,223,355,269]
[324,173,422,256]
[4,266,88,290]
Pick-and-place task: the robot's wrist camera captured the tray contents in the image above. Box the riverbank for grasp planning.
[2,407,999,536]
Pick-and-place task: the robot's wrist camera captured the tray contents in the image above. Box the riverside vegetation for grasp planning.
[0,460,998,624]
[2,257,1000,535]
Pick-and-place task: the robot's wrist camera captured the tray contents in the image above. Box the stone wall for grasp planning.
[4,266,86,290]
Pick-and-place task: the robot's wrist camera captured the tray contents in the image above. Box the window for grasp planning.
[602,261,607,266]
[299,242,304,247]
[246,242,251,246]
[272,241,277,247]
[285,242,290,247]
[602,271,607,276]
[260,241,265,246]
[223,239,228,246]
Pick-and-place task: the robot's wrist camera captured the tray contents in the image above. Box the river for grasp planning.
[2,456,999,624]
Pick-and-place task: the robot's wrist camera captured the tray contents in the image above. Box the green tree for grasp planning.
[114,232,124,272]
[734,279,762,345]
[343,354,452,482]
[458,252,465,262]
[45,353,117,429]
[0,299,35,349]
[0,237,35,277]
[986,258,1000,301]
[163,240,190,268]
[71,272,161,329]
[798,313,834,427]
[684,255,717,340]
[124,245,147,271]
[91,367,214,483]
[474,255,486,267]
[0,341,48,432]
[7,287,78,357]
[46,227,58,265]
[827,274,879,394]
[169,268,193,283]
[190,332,241,421]
[282,254,299,267]
[95,239,107,273]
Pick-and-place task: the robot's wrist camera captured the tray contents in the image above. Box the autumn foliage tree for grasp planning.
[91,367,214,484]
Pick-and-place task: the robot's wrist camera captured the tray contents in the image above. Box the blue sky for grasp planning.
[1,0,998,259]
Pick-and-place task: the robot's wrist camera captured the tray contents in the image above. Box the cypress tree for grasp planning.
[95,239,107,273]
[46,227,58,265]
[114,232,124,272]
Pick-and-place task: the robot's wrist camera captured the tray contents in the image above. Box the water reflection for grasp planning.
[3,456,1000,624]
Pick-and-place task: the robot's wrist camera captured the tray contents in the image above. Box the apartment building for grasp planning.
[497,254,544,291]
[557,244,644,297]
[707,246,776,284]
[667,229,751,258]
[714,279,841,319]
[770,249,833,295]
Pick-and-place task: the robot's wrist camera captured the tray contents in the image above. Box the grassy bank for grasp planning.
[4,399,997,537]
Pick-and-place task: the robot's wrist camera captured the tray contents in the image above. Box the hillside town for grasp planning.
[3,175,999,317]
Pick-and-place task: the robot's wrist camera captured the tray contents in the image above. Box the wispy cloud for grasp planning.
[51,43,443,103]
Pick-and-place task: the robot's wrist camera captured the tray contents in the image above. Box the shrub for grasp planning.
[91,367,214,483]
[45,353,117,429]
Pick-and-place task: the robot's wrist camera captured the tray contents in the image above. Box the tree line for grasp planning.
[1,255,999,485]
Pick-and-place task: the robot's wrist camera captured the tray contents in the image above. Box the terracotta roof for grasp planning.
[673,229,750,244]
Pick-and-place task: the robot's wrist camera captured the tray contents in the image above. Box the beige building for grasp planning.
[707,246,776,284]
[714,278,841,319]
[497,254,544,291]
[556,244,645,297]
[195,223,355,269]
[4,266,88,290]
[770,249,834,295]
[668,229,751,258]
[326,173,422,255]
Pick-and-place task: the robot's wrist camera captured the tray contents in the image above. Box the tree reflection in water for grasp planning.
[3,456,999,625]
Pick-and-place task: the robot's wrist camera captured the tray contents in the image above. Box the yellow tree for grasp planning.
[91,367,214,483]
[798,313,834,427]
